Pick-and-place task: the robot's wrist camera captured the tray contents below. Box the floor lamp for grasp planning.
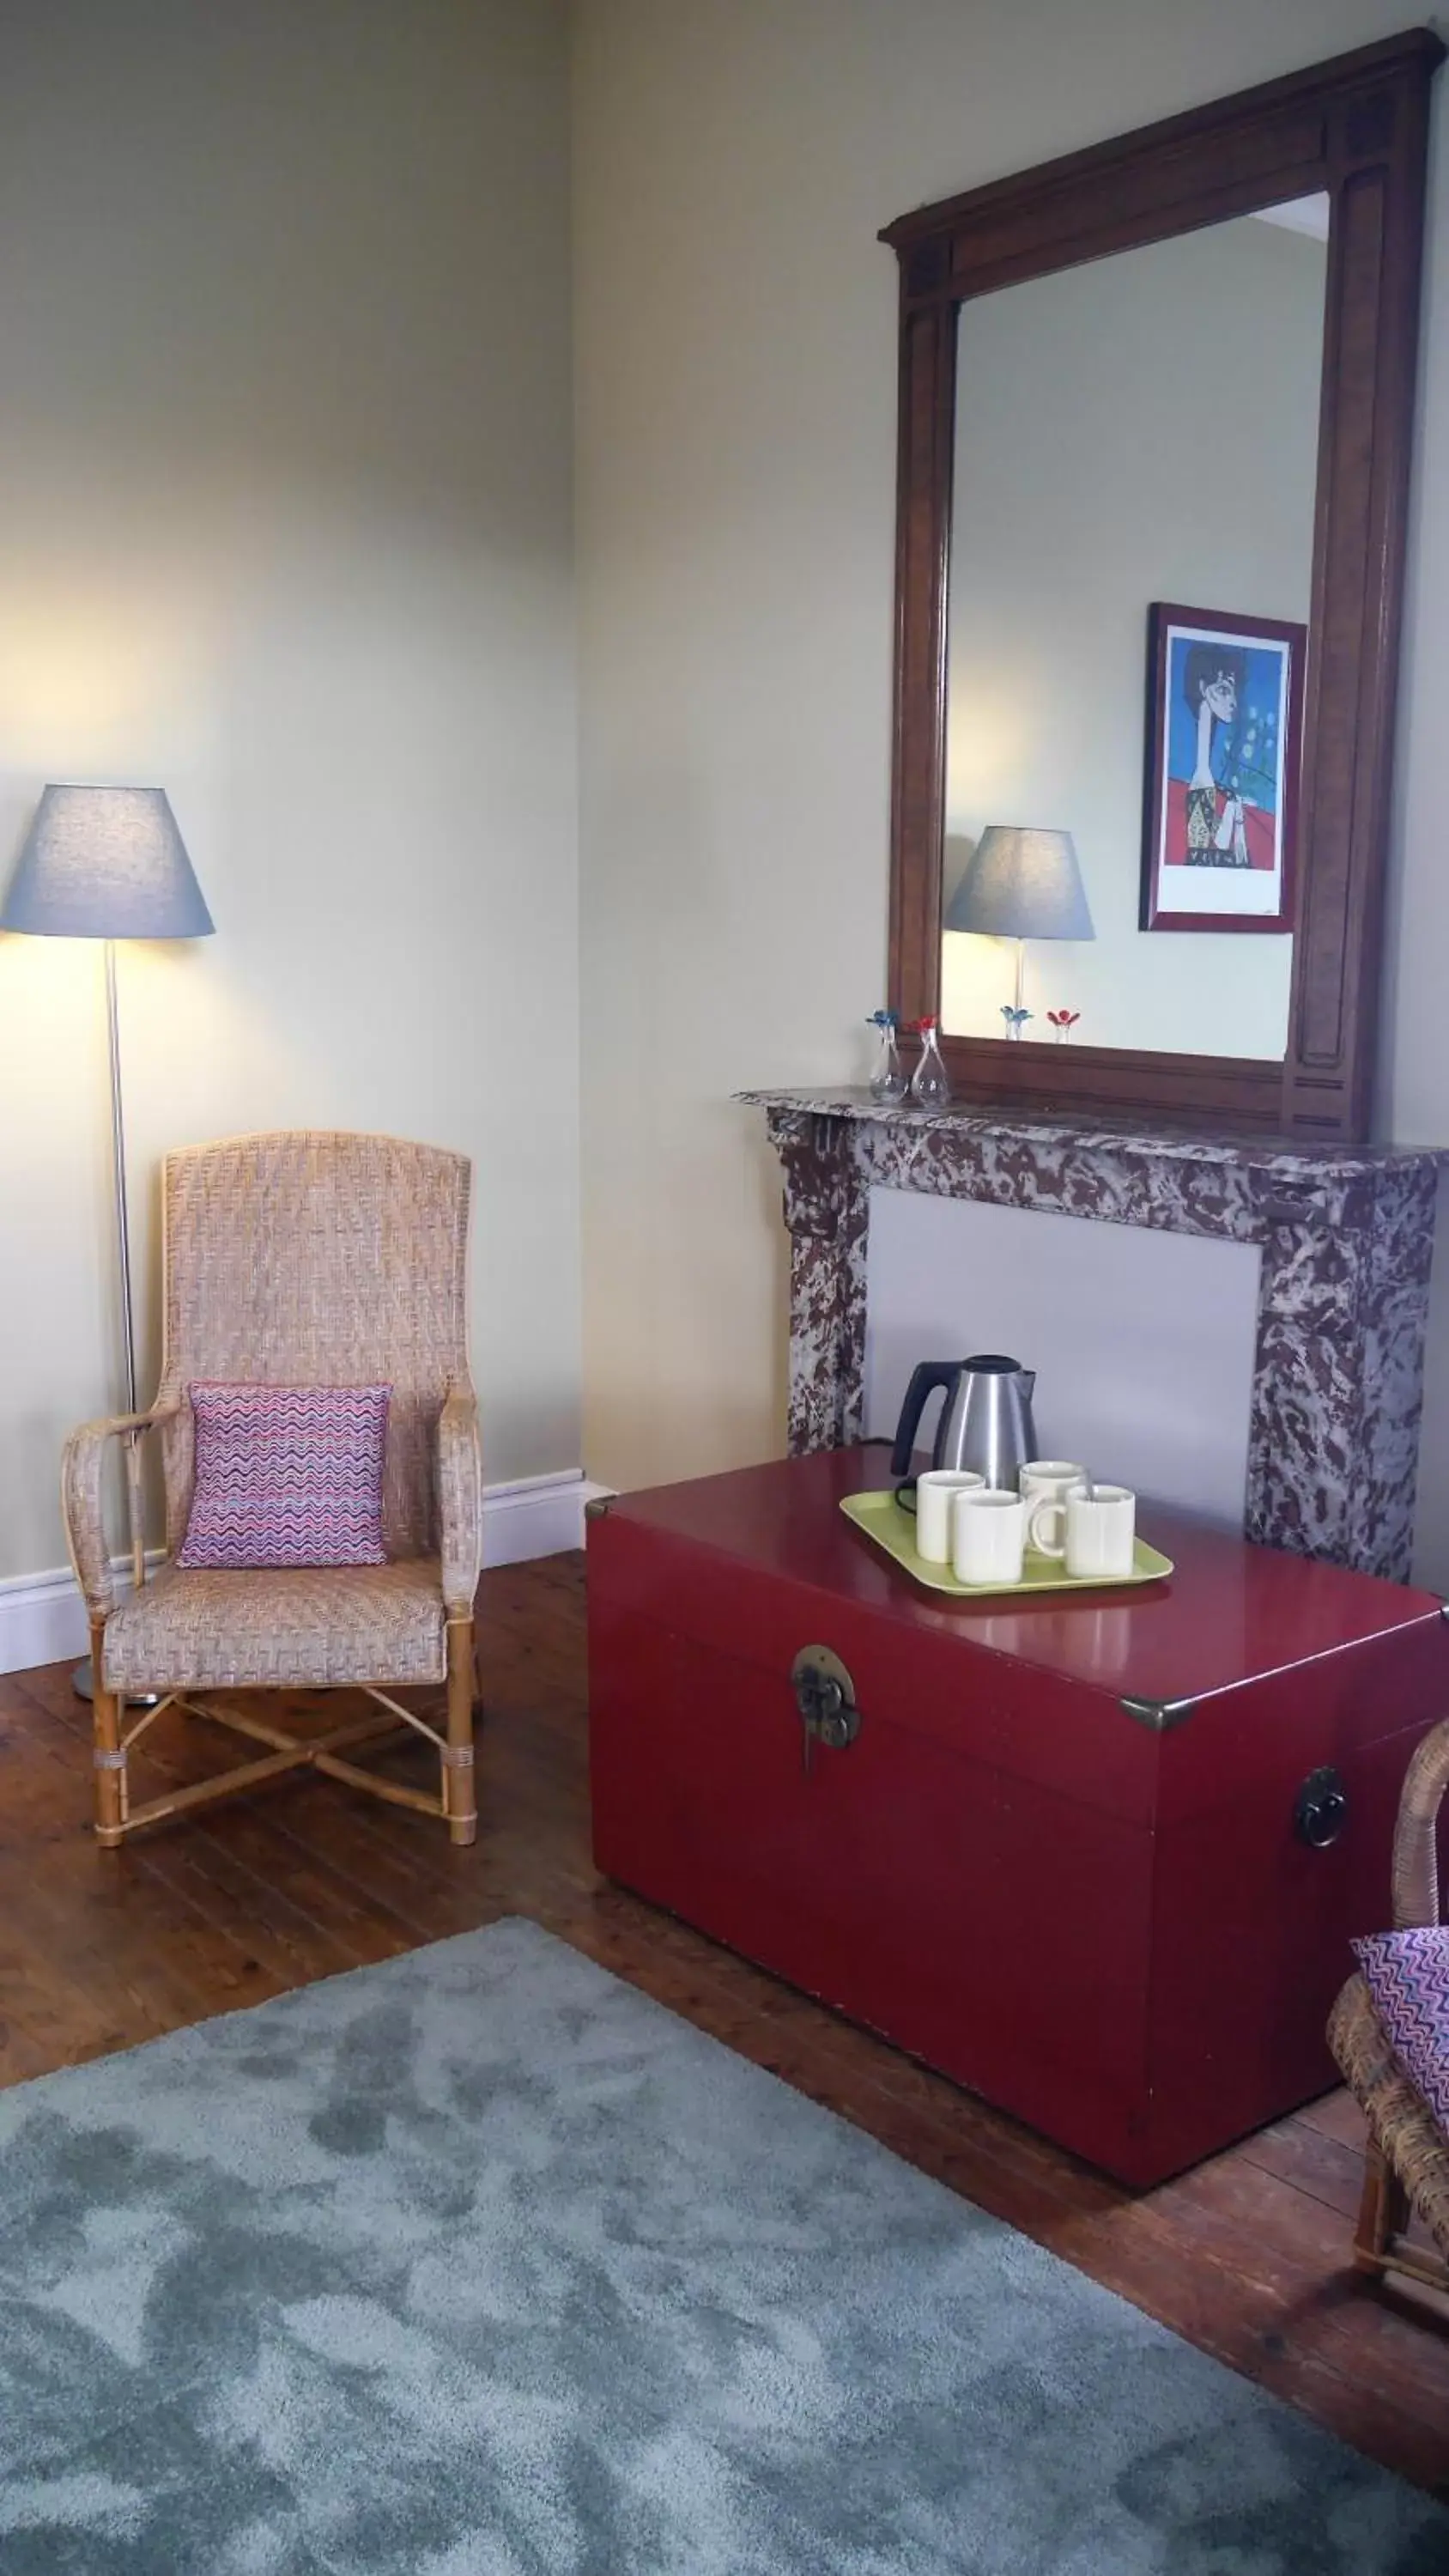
[0,785,214,1695]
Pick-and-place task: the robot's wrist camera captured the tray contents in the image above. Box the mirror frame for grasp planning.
[882,29,1444,1140]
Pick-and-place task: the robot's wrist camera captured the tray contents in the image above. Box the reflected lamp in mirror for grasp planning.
[943,826,1094,1033]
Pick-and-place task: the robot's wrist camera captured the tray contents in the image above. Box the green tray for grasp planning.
[840,1488,1173,1600]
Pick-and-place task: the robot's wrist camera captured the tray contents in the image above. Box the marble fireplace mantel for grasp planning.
[739,1088,1446,1582]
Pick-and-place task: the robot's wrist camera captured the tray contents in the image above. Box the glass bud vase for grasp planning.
[866,1009,908,1104]
[910,1016,952,1108]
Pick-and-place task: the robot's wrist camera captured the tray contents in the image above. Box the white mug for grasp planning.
[953,1487,1028,1587]
[912,1468,985,1563]
[1033,1483,1137,1580]
[1020,1461,1090,1556]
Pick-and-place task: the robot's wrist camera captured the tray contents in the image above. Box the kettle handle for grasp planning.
[889,1361,963,1479]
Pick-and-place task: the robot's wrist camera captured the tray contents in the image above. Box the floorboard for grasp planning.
[3,1554,1446,2500]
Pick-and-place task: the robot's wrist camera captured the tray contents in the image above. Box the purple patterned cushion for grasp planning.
[1353,1927,1449,2131]
[178,1383,391,1569]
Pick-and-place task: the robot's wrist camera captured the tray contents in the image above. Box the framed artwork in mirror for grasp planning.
[1140,602,1304,937]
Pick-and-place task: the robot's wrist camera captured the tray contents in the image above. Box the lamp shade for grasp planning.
[944,826,1094,942]
[0,785,213,939]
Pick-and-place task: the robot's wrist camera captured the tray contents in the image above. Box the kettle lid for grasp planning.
[961,1352,1027,1373]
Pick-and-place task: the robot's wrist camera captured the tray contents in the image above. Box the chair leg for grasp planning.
[445,1615,477,1849]
[91,1616,126,1849]
[1353,2142,1410,2277]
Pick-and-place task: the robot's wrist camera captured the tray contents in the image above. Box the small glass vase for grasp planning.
[910,1016,952,1108]
[866,1009,908,1104]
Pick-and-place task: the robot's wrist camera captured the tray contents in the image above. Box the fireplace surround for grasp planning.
[741,1091,1443,1582]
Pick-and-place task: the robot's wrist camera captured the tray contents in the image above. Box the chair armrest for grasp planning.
[1392,1716,1449,1929]
[61,1400,179,1621]
[437,1380,482,1615]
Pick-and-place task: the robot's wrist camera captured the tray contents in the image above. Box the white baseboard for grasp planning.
[0,1471,608,1678]
[480,1471,609,1569]
[0,1562,108,1677]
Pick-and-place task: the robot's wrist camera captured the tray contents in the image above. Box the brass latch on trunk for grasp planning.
[791,1644,861,1774]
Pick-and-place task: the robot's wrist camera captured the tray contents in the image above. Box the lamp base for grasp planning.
[72,1657,160,1711]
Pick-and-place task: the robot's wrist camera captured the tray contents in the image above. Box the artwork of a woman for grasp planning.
[1181,641,1247,866]
[1143,603,1301,932]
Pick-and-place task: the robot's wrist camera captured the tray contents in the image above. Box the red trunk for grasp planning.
[587,1447,1449,2186]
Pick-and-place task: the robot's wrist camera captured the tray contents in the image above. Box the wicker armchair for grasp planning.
[62,1132,482,1849]
[1327,1718,1449,2298]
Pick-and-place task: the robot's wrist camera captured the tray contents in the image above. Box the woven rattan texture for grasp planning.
[1327,1719,1449,2263]
[1391,1719,1449,1932]
[62,1132,481,1630]
[437,1383,483,1613]
[101,1558,447,1692]
[63,1400,180,1619]
[154,1133,473,1564]
[1328,1975,1449,2258]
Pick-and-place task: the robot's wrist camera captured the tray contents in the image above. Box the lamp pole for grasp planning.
[104,939,146,1596]
[73,940,152,1703]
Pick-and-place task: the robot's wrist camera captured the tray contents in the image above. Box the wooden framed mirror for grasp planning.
[882,30,1443,1141]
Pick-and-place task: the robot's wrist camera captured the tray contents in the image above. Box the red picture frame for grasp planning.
[1140,602,1304,934]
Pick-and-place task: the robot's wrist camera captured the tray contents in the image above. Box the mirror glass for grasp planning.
[941,195,1329,1058]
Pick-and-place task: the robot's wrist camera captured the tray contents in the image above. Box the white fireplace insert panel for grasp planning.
[864,1187,1261,1524]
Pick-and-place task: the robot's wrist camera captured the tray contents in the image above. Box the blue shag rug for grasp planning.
[0,1915,1443,2573]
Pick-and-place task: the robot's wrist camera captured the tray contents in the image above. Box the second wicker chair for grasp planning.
[1327,1718,1449,2303]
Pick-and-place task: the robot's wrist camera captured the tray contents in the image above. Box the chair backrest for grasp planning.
[155,1130,472,1559]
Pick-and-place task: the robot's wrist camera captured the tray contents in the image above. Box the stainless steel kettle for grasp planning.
[889,1353,1039,1492]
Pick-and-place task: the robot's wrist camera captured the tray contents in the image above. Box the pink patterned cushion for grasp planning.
[178,1383,390,1569]
[1354,1926,1449,2131]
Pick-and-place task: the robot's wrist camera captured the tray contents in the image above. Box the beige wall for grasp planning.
[0,0,579,1581]
[573,0,1449,1586]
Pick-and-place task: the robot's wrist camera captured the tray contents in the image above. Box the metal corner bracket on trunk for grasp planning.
[1119,1693,1197,1733]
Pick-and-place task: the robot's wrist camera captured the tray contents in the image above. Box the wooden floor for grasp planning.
[3,1552,1447,2500]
